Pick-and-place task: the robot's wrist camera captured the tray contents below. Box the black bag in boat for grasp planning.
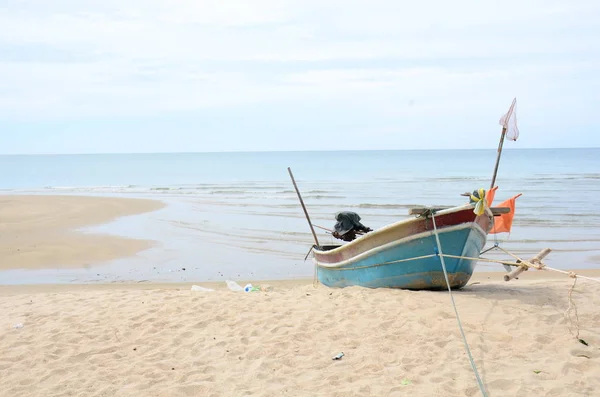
[333,211,372,241]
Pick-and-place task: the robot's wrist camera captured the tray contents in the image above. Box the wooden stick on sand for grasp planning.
[504,248,552,281]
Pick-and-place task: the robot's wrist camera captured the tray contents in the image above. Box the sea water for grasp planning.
[0,148,598,284]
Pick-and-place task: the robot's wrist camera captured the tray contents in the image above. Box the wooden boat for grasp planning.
[312,204,495,290]
[287,99,521,290]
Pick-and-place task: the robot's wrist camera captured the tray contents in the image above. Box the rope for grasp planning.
[495,247,600,283]
[479,244,499,255]
[440,253,520,267]
[565,277,581,340]
[382,254,438,265]
[431,212,489,397]
[320,247,600,284]
[322,254,437,271]
[496,246,529,266]
[540,267,599,283]
[303,245,319,287]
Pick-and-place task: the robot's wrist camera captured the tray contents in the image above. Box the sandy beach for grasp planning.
[1,0,599,392]
[1,194,600,396]
[0,195,165,270]
[1,277,599,397]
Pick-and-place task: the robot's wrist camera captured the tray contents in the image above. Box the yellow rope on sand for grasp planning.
[313,240,593,343]
[338,241,595,345]
[449,246,591,344]
[479,246,591,343]
[565,277,581,340]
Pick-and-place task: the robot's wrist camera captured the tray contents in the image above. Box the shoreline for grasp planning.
[1,269,599,295]
[1,193,598,287]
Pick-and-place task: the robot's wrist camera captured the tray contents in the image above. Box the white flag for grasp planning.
[499,98,519,141]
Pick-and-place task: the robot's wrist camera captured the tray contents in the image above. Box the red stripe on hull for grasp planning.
[314,207,491,264]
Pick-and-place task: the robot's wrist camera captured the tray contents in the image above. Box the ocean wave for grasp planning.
[47,185,134,190]
[204,184,288,190]
[356,203,416,209]
[303,195,346,199]
[150,187,181,191]
[209,190,250,195]
[512,238,600,244]
[428,177,488,182]
[513,218,600,228]
[529,173,600,181]
[273,194,346,200]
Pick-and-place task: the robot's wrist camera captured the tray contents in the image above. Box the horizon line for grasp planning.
[1,146,598,156]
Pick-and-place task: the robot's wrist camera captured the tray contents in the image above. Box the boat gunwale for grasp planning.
[313,203,490,258]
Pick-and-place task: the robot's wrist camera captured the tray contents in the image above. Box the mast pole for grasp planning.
[490,126,507,190]
[287,167,320,247]
[490,98,516,190]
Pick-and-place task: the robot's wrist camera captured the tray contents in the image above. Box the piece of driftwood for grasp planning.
[408,206,510,216]
[504,248,552,281]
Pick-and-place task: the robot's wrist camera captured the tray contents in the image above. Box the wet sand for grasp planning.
[0,195,165,270]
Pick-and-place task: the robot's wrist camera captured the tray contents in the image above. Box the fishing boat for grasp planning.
[287,98,521,290]
[312,204,495,290]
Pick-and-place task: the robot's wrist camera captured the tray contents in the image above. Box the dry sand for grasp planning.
[0,195,165,270]
[2,277,599,397]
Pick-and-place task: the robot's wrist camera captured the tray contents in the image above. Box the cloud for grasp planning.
[0,0,599,151]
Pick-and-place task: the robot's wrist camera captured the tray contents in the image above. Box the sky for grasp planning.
[1,0,599,154]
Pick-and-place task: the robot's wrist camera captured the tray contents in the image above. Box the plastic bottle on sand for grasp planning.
[191,285,214,292]
[225,280,244,292]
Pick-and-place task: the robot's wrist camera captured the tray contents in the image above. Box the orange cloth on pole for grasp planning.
[486,186,499,207]
[490,193,522,234]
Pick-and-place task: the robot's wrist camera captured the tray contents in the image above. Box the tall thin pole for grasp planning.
[490,98,517,190]
[490,126,506,190]
[287,167,320,247]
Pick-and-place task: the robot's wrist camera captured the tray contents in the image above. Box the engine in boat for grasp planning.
[332,211,372,242]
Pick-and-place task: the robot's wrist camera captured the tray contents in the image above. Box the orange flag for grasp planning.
[486,186,498,207]
[490,193,522,234]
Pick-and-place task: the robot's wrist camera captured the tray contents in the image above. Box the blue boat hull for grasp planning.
[315,223,487,290]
